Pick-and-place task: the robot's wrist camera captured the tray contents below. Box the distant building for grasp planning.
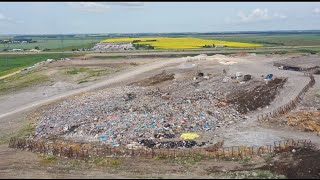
[11,38,33,43]
[11,49,23,52]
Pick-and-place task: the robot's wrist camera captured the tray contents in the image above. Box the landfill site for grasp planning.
[1,52,320,178]
[28,53,320,148]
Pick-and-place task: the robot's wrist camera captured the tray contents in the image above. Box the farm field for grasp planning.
[205,34,320,46]
[0,37,107,51]
[0,53,78,76]
[101,37,263,49]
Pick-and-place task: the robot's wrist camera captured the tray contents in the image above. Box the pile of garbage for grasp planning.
[34,74,247,147]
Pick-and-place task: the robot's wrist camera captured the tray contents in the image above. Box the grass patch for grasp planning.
[92,157,123,169]
[0,67,23,77]
[222,156,242,161]
[39,154,58,165]
[0,123,35,145]
[155,153,205,166]
[241,156,253,164]
[16,123,35,137]
[296,49,318,54]
[0,71,49,94]
[0,53,79,74]
[66,67,90,75]
[262,154,274,163]
[65,67,123,84]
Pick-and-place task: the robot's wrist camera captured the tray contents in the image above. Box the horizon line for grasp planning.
[1,29,320,36]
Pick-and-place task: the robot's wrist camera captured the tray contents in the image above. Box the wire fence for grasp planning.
[9,137,313,160]
[258,73,315,121]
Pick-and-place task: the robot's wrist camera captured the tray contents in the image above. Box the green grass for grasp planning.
[0,37,105,51]
[155,154,205,166]
[65,67,113,77]
[0,53,79,75]
[202,34,320,46]
[66,67,90,75]
[0,71,49,94]
[0,123,35,145]
[262,154,274,163]
[16,123,35,137]
[39,154,58,165]
[0,67,21,77]
[92,157,123,168]
[65,67,123,84]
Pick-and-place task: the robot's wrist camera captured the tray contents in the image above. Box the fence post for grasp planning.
[152,148,154,158]
[131,145,134,156]
[231,146,234,157]
[251,147,254,157]
[222,148,225,158]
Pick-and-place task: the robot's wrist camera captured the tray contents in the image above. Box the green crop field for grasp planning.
[0,36,107,51]
[198,34,320,46]
[0,53,79,76]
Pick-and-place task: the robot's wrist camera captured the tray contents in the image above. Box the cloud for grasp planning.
[313,8,320,14]
[0,12,22,24]
[0,13,11,21]
[67,2,144,13]
[67,2,110,13]
[227,8,286,24]
[273,13,287,19]
[106,2,144,7]
[238,8,269,22]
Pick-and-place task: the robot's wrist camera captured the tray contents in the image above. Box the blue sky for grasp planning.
[0,2,320,34]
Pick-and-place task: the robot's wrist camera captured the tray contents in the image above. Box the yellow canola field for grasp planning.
[101,37,262,49]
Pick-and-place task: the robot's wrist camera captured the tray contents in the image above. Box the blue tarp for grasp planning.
[265,74,273,80]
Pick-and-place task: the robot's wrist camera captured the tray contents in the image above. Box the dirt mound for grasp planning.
[227,78,287,114]
[131,71,175,86]
[285,112,320,135]
[263,147,320,179]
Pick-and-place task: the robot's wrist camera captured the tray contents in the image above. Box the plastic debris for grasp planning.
[180,133,200,140]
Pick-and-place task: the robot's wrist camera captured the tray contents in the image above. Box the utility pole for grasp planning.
[3,43,9,66]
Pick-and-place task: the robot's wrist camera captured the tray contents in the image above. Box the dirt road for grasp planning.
[0,70,21,80]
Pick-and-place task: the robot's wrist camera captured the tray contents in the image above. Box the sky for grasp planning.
[0,2,320,34]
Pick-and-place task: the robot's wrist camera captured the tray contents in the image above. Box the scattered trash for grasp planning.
[34,73,244,147]
[243,74,252,81]
[223,77,231,83]
[264,74,273,80]
[236,72,242,77]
